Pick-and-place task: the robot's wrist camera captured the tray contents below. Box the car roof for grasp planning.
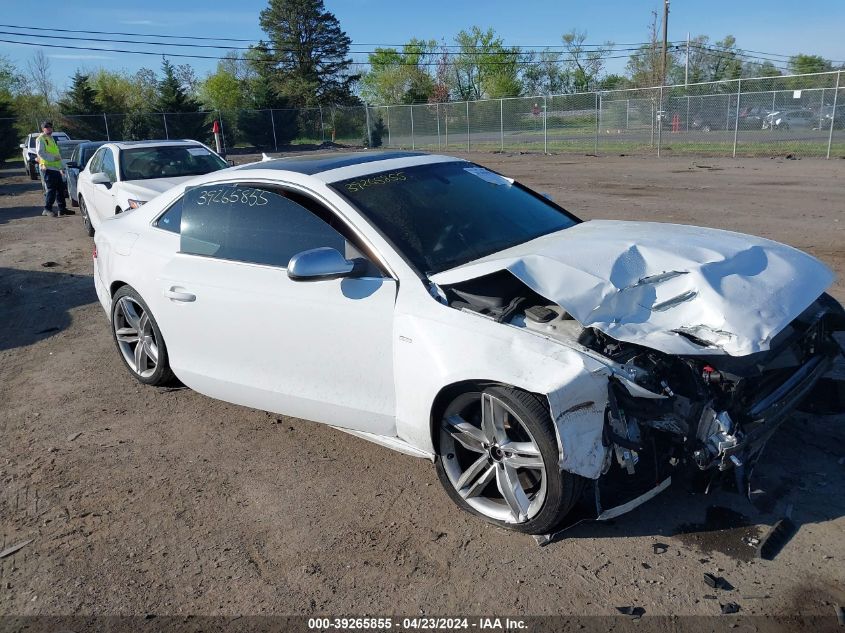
[108,139,206,150]
[237,150,429,176]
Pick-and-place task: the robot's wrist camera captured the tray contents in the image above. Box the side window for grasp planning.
[180,184,347,268]
[88,148,105,174]
[155,196,184,234]
[101,149,116,182]
[70,146,79,165]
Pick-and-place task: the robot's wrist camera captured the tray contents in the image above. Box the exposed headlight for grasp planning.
[127,199,147,209]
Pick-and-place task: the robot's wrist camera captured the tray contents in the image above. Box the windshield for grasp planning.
[119,145,227,181]
[331,161,579,274]
[58,142,83,160]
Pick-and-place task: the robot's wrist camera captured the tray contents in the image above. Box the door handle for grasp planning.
[164,286,196,302]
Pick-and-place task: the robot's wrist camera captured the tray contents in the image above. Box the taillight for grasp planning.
[92,244,97,259]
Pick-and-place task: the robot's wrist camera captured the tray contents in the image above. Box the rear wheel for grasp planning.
[110,286,175,386]
[79,196,95,237]
[27,162,38,180]
[435,385,584,534]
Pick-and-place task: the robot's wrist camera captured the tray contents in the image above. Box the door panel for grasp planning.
[158,255,397,435]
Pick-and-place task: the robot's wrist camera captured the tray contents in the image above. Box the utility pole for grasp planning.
[662,0,670,86]
[685,32,690,86]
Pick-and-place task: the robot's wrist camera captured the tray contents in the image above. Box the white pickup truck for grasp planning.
[20,131,71,180]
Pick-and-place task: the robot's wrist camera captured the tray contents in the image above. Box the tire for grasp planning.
[435,385,584,535]
[28,162,38,180]
[110,286,175,386]
[79,196,95,237]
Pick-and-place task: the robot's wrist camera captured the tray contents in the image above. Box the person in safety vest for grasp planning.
[36,120,72,217]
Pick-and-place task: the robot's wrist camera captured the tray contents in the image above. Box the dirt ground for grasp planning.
[1,151,844,625]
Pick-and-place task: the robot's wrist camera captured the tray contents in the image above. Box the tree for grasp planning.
[198,64,244,112]
[521,49,569,96]
[27,50,53,105]
[155,59,207,141]
[257,0,357,107]
[0,55,25,96]
[561,30,613,92]
[789,54,832,75]
[625,12,675,88]
[58,71,103,139]
[360,39,436,105]
[429,46,452,103]
[453,26,521,100]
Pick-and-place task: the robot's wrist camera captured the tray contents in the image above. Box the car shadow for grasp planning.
[0,204,45,225]
[546,411,845,562]
[0,266,97,351]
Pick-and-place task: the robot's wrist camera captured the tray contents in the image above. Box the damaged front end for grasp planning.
[439,269,845,523]
[583,292,844,517]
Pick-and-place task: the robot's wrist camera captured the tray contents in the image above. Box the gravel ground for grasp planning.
[1,151,844,625]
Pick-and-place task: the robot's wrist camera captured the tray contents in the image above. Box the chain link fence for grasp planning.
[4,71,842,159]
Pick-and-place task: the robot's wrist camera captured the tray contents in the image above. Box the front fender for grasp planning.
[394,308,611,479]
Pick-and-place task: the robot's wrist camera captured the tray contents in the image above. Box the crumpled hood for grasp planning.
[430,220,834,356]
[119,177,192,201]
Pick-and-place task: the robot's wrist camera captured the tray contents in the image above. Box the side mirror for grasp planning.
[287,247,360,282]
[19,143,25,149]
[91,172,111,185]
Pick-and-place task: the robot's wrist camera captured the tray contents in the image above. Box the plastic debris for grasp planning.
[653,542,668,554]
[758,517,797,561]
[720,602,741,614]
[0,539,33,559]
[616,606,645,619]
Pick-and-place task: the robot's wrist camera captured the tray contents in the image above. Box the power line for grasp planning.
[0,36,682,67]
[0,22,674,52]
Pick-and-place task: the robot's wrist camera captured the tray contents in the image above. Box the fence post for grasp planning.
[686,95,690,131]
[543,95,547,154]
[102,113,110,141]
[732,78,742,158]
[436,102,441,150]
[595,92,600,154]
[466,101,470,151]
[365,102,373,148]
[410,104,415,150]
[499,99,504,151]
[445,103,449,148]
[650,99,655,147]
[828,70,841,159]
[162,113,169,139]
[319,105,325,143]
[217,111,227,153]
[270,109,278,151]
[386,106,390,147]
[657,86,663,157]
[626,99,630,130]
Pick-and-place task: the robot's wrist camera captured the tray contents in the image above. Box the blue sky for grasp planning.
[1,0,844,91]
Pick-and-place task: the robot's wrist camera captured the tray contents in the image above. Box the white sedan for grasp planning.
[77,140,228,237]
[93,151,844,534]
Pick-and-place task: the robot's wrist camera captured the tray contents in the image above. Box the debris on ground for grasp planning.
[835,605,845,627]
[0,539,33,559]
[67,432,82,441]
[743,536,761,547]
[616,606,645,619]
[758,517,797,560]
[720,602,741,614]
[40,261,58,268]
[653,542,668,554]
[703,573,733,590]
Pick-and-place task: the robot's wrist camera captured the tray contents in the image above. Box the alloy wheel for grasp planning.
[439,392,548,524]
[113,296,159,378]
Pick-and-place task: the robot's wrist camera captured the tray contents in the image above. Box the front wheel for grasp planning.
[435,385,584,534]
[79,196,94,237]
[111,286,175,386]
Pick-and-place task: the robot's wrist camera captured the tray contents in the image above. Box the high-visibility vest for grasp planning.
[37,134,63,170]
